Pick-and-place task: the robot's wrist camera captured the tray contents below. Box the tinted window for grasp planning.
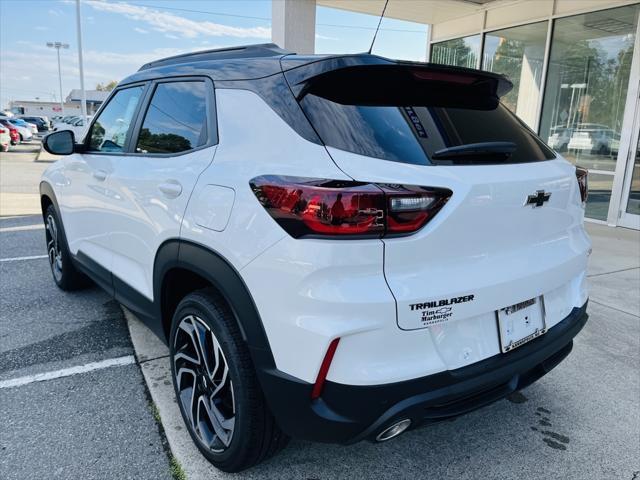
[300,96,555,165]
[135,81,208,154]
[88,86,144,152]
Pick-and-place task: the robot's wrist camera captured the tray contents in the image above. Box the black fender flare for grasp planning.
[39,181,60,219]
[153,239,277,368]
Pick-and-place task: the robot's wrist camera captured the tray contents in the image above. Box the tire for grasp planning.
[44,205,89,290]
[19,133,23,142]
[169,289,289,472]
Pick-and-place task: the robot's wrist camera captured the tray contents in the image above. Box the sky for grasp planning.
[0,0,429,109]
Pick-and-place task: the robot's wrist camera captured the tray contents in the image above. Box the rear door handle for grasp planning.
[158,180,183,198]
[92,169,108,181]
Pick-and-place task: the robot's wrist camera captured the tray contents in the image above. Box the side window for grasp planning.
[135,81,208,154]
[88,86,144,153]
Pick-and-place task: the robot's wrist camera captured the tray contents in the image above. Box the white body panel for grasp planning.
[46,152,116,271]
[180,89,351,270]
[104,147,216,299]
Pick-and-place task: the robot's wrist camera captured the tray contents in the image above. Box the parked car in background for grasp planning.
[54,116,92,140]
[567,123,620,155]
[8,118,37,136]
[0,119,20,144]
[53,115,80,130]
[0,125,10,152]
[20,115,51,132]
[0,117,33,142]
[547,125,572,152]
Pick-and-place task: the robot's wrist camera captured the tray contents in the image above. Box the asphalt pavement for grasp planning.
[0,213,172,479]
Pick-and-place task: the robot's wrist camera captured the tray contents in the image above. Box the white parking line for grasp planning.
[0,254,48,263]
[0,224,44,233]
[0,355,136,389]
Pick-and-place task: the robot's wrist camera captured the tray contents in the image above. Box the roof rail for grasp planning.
[138,43,291,71]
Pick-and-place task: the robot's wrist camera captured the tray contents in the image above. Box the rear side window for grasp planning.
[298,67,555,165]
[88,86,144,152]
[135,81,208,154]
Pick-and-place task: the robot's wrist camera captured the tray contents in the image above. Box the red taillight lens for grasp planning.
[576,167,588,205]
[250,176,451,238]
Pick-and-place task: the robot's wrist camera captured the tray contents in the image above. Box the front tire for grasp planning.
[44,205,88,290]
[169,289,289,472]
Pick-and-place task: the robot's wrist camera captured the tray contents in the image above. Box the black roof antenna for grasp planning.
[368,0,390,54]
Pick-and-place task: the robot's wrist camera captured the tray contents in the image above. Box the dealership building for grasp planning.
[272,0,640,229]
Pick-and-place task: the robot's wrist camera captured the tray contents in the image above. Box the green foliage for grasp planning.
[95,80,118,92]
[169,456,187,480]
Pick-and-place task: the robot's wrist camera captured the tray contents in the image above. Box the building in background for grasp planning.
[65,89,109,115]
[9,89,108,118]
[273,0,640,229]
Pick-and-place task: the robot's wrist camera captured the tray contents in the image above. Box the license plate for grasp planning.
[497,297,546,353]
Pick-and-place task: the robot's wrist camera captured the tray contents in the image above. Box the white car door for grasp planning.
[106,78,216,303]
[63,84,146,282]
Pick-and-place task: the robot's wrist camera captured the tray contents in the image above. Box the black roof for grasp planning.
[138,43,290,71]
[120,43,294,85]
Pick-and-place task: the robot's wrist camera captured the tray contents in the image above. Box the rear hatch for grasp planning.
[285,58,590,360]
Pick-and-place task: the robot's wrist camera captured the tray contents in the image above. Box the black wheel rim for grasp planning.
[45,214,63,282]
[173,315,235,453]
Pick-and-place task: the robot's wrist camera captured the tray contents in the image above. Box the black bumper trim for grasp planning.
[255,301,588,444]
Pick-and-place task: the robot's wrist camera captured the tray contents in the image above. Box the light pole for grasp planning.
[75,0,87,120]
[46,41,69,115]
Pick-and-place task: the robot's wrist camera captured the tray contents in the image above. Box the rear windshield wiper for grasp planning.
[431,142,516,160]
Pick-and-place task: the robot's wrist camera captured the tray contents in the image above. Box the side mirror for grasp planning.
[43,130,76,155]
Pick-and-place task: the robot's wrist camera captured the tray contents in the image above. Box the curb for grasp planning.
[123,307,227,480]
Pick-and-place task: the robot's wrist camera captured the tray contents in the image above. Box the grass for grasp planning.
[148,401,185,480]
[169,455,187,480]
[150,402,162,424]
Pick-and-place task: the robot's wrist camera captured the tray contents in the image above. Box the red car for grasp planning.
[0,119,20,145]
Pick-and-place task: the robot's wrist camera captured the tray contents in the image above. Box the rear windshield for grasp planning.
[298,68,555,165]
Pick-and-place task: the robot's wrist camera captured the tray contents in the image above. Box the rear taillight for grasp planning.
[250,175,451,239]
[576,167,588,206]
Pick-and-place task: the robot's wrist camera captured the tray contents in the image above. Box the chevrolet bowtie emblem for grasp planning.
[525,190,551,207]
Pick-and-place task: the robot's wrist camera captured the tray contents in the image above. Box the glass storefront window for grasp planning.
[482,22,548,129]
[431,35,481,69]
[587,172,615,221]
[539,4,639,219]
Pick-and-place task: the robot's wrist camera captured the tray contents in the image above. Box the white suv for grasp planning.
[40,44,590,472]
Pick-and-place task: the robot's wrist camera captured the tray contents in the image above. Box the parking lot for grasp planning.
[0,144,638,479]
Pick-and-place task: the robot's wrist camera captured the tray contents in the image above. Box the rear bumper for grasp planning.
[255,301,588,444]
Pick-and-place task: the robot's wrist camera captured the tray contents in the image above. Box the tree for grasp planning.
[95,80,118,92]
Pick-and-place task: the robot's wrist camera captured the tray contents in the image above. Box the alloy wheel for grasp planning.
[173,315,236,453]
[45,214,63,282]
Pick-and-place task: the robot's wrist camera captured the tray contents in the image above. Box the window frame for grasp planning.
[82,81,150,155]
[128,76,217,158]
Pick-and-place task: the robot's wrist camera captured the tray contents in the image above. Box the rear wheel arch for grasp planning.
[39,181,58,219]
[154,240,273,360]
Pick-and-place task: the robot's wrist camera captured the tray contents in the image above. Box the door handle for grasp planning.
[158,180,183,198]
[92,169,108,181]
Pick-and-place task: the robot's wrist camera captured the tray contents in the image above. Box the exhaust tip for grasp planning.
[375,419,412,442]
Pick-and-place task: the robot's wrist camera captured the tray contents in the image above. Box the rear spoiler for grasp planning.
[281,54,512,110]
